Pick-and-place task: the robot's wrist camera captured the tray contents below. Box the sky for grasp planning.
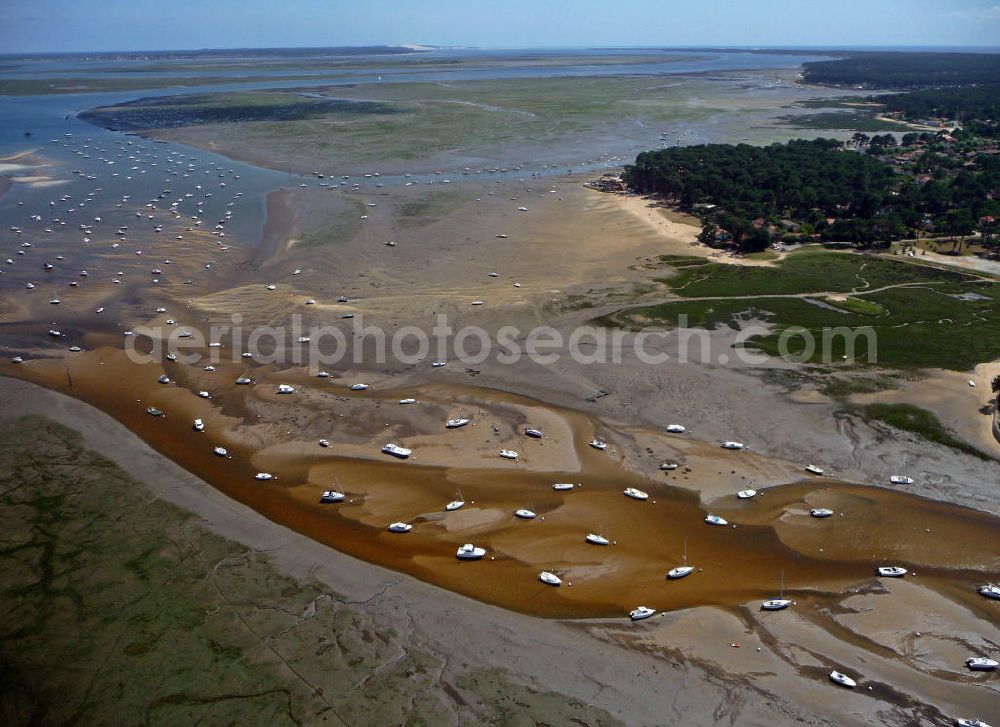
[1,0,999,54]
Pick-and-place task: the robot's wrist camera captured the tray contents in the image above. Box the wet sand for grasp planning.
[3,374,998,725]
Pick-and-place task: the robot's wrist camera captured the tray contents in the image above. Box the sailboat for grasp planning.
[761,570,792,610]
[667,539,694,579]
[446,488,465,511]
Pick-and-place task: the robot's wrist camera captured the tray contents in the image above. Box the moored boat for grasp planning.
[388,522,412,533]
[320,490,345,503]
[539,571,562,586]
[737,489,757,499]
[624,487,649,501]
[829,670,857,688]
[586,533,610,546]
[704,514,728,526]
[456,543,486,560]
[877,566,907,578]
[630,606,656,621]
[810,508,834,518]
[382,443,412,459]
[965,657,998,671]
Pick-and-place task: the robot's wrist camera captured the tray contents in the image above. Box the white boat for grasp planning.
[965,657,998,671]
[668,540,694,579]
[198,391,211,399]
[446,418,470,429]
[737,489,757,499]
[445,500,465,511]
[255,472,274,481]
[524,428,543,438]
[276,384,295,394]
[955,719,993,727]
[810,508,834,518]
[589,439,608,450]
[552,483,574,491]
[157,374,170,384]
[499,449,519,460]
[586,533,610,546]
[514,508,537,519]
[877,566,908,578]
[456,543,486,560]
[624,487,649,501]
[235,376,252,385]
[761,570,791,610]
[539,571,562,586]
[829,670,857,688]
[890,475,915,485]
[316,371,330,378]
[382,443,411,459]
[350,383,369,391]
[399,398,417,404]
[193,418,205,432]
[705,514,728,526]
[630,606,656,621]
[388,522,412,533]
[978,583,1000,600]
[431,361,445,367]
[318,439,330,448]
[660,462,679,471]
[320,490,345,503]
[761,598,792,611]
[805,465,825,475]
[666,424,686,433]
[721,441,745,450]
[213,446,228,457]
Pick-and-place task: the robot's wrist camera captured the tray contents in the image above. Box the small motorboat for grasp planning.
[499,449,518,460]
[978,583,1000,600]
[810,508,834,518]
[589,439,608,450]
[552,483,574,491]
[514,508,537,519]
[399,398,417,405]
[659,462,679,471]
[193,418,205,432]
[388,522,412,533]
[213,446,228,457]
[890,475,915,485]
[761,598,792,611]
[539,571,562,586]
[158,374,170,384]
[667,566,694,579]
[456,543,486,560]
[955,719,993,727]
[721,441,745,450]
[198,390,211,399]
[666,424,686,433]
[445,499,465,511]
[705,514,728,526]
[965,657,998,671]
[630,606,656,621]
[805,465,825,475]
[382,443,411,459]
[277,384,295,394]
[235,376,252,385]
[877,566,907,578]
[586,533,609,546]
[146,407,163,417]
[318,439,330,448]
[255,472,274,481]
[524,428,543,438]
[431,361,445,367]
[320,490,345,503]
[446,418,470,429]
[829,670,857,688]
[349,383,369,391]
[624,487,649,501]
[737,489,757,499]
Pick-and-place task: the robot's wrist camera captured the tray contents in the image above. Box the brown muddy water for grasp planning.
[4,345,998,619]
